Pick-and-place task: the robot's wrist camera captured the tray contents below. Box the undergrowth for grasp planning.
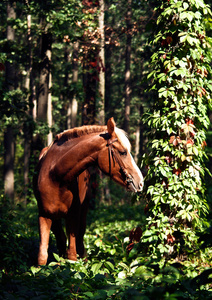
[1,197,212,299]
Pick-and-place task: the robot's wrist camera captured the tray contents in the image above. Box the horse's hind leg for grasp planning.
[38,216,52,265]
[65,213,79,261]
[51,219,67,258]
[76,197,89,258]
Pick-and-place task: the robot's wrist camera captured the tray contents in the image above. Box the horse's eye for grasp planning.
[119,150,127,156]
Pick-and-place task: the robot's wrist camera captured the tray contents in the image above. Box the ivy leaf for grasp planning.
[180,11,194,22]
[181,123,196,135]
[187,35,200,46]
[183,2,189,10]
[192,146,199,156]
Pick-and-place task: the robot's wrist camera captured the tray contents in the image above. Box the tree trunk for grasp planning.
[82,57,97,125]
[81,1,99,125]
[37,33,51,122]
[105,44,112,120]
[26,13,36,122]
[98,0,105,125]
[4,127,15,201]
[123,0,132,133]
[47,65,53,145]
[134,126,140,164]
[67,41,79,129]
[23,14,33,204]
[4,3,16,202]
[36,20,52,150]
[105,10,114,120]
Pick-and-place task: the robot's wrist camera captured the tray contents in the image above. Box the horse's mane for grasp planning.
[56,125,107,141]
[39,124,131,160]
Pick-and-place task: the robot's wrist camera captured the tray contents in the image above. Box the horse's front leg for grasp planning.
[38,216,52,265]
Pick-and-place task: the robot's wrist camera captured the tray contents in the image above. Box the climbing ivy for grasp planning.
[141,0,212,259]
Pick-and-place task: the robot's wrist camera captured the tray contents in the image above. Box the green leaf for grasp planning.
[180,11,194,22]
[83,292,94,298]
[91,262,103,275]
[53,253,60,262]
[183,2,189,10]
[104,261,114,271]
[118,262,130,272]
[187,35,199,46]
[192,146,199,156]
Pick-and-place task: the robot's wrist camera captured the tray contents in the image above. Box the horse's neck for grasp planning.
[52,134,104,181]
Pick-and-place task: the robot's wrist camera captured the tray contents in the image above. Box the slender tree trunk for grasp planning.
[134,126,140,164]
[47,64,53,145]
[25,16,31,92]
[37,31,52,122]
[105,44,112,120]
[97,0,106,203]
[63,45,71,128]
[82,58,97,125]
[123,0,132,133]
[82,1,99,125]
[27,14,36,123]
[98,0,105,125]
[105,11,114,120]
[36,19,52,150]
[67,41,79,128]
[4,3,16,202]
[4,127,15,201]
[23,14,33,203]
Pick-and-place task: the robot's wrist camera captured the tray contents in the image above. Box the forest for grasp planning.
[1,0,212,298]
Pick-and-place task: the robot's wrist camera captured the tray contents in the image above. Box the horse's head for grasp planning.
[98,118,144,192]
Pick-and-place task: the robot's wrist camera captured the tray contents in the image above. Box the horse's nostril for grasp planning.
[138,182,143,191]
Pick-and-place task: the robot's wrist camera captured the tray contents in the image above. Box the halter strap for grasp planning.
[107,138,118,177]
[107,138,133,185]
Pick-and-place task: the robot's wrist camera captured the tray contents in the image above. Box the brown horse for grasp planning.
[33,118,144,265]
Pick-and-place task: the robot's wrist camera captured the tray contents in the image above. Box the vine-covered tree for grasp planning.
[141,0,212,259]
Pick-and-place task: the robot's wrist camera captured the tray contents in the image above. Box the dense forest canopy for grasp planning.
[1,0,212,298]
[0,0,156,202]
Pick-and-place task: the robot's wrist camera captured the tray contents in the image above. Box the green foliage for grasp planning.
[141,0,212,259]
[0,199,38,273]
[1,202,212,299]
[0,0,156,202]
[0,89,29,128]
[1,0,212,297]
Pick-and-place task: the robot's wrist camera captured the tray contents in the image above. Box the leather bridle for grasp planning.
[107,138,134,188]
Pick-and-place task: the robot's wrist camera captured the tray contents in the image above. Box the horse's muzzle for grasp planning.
[126,175,143,193]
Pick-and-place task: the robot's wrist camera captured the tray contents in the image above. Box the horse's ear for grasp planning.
[107,117,116,137]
